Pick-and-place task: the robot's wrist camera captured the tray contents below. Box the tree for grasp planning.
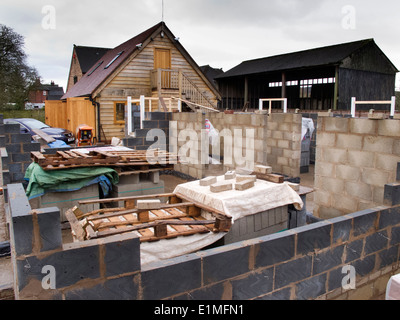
[0,24,39,110]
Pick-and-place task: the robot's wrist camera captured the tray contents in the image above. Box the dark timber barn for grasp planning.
[215,39,398,112]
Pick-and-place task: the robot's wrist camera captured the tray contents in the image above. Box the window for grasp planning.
[105,51,124,69]
[88,61,103,76]
[114,102,125,124]
[73,76,78,84]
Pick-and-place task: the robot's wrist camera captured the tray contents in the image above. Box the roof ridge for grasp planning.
[241,38,374,64]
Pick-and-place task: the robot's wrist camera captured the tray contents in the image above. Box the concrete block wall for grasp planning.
[206,112,269,173]
[8,183,141,300]
[123,112,172,151]
[0,116,40,184]
[314,117,400,219]
[171,112,206,179]
[8,181,400,300]
[171,112,302,180]
[266,113,302,178]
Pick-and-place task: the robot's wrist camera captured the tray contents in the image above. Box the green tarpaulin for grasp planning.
[24,162,119,200]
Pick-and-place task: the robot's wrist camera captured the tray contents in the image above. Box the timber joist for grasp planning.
[66,193,232,243]
[31,149,179,171]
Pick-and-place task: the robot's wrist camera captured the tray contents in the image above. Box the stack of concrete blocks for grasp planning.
[314,116,400,219]
[110,171,165,207]
[200,171,288,245]
[171,112,206,179]
[29,184,100,223]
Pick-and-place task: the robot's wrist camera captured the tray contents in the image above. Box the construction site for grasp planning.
[0,21,400,301]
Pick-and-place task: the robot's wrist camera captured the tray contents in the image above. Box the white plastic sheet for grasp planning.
[386,274,400,300]
[140,176,303,266]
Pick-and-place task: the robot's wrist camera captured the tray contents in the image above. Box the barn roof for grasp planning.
[62,22,163,99]
[216,38,398,79]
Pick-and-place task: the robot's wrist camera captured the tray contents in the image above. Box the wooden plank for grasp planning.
[32,129,56,143]
[96,219,215,238]
[65,209,86,241]
[78,193,175,205]
[85,202,193,221]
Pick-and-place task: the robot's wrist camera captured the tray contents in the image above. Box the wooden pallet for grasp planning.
[31,149,179,171]
[66,193,232,243]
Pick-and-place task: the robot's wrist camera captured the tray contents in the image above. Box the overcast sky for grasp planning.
[1,0,400,91]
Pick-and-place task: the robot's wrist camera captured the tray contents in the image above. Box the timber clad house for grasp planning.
[215,39,398,111]
[61,22,220,141]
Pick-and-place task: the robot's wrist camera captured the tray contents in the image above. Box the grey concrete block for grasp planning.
[231,267,273,300]
[11,134,31,144]
[379,246,399,269]
[345,239,363,263]
[202,244,250,284]
[331,216,352,244]
[6,143,22,154]
[379,207,400,229]
[141,254,201,300]
[255,231,295,268]
[296,273,327,300]
[397,162,400,181]
[64,275,139,300]
[349,209,378,237]
[8,184,31,218]
[352,254,376,277]
[296,221,332,255]
[384,183,400,206]
[36,208,62,252]
[8,163,22,174]
[313,245,345,274]
[328,266,346,291]
[118,174,140,185]
[275,255,312,289]
[23,142,40,153]
[103,234,141,277]
[364,230,388,255]
[17,243,101,290]
[4,123,20,134]
[11,152,31,163]
[11,214,34,256]
[391,226,400,246]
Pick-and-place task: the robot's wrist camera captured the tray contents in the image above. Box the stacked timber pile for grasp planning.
[66,193,232,243]
[31,149,178,171]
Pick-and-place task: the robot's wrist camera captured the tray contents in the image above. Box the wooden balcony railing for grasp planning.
[150,69,217,110]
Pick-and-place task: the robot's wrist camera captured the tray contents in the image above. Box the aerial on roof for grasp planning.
[216,38,398,79]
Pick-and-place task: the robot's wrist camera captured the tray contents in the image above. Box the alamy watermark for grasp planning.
[145,125,256,169]
[42,5,56,30]
[41,265,56,290]
[341,5,356,30]
[341,265,356,290]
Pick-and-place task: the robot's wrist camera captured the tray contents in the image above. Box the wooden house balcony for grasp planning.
[150,68,218,111]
